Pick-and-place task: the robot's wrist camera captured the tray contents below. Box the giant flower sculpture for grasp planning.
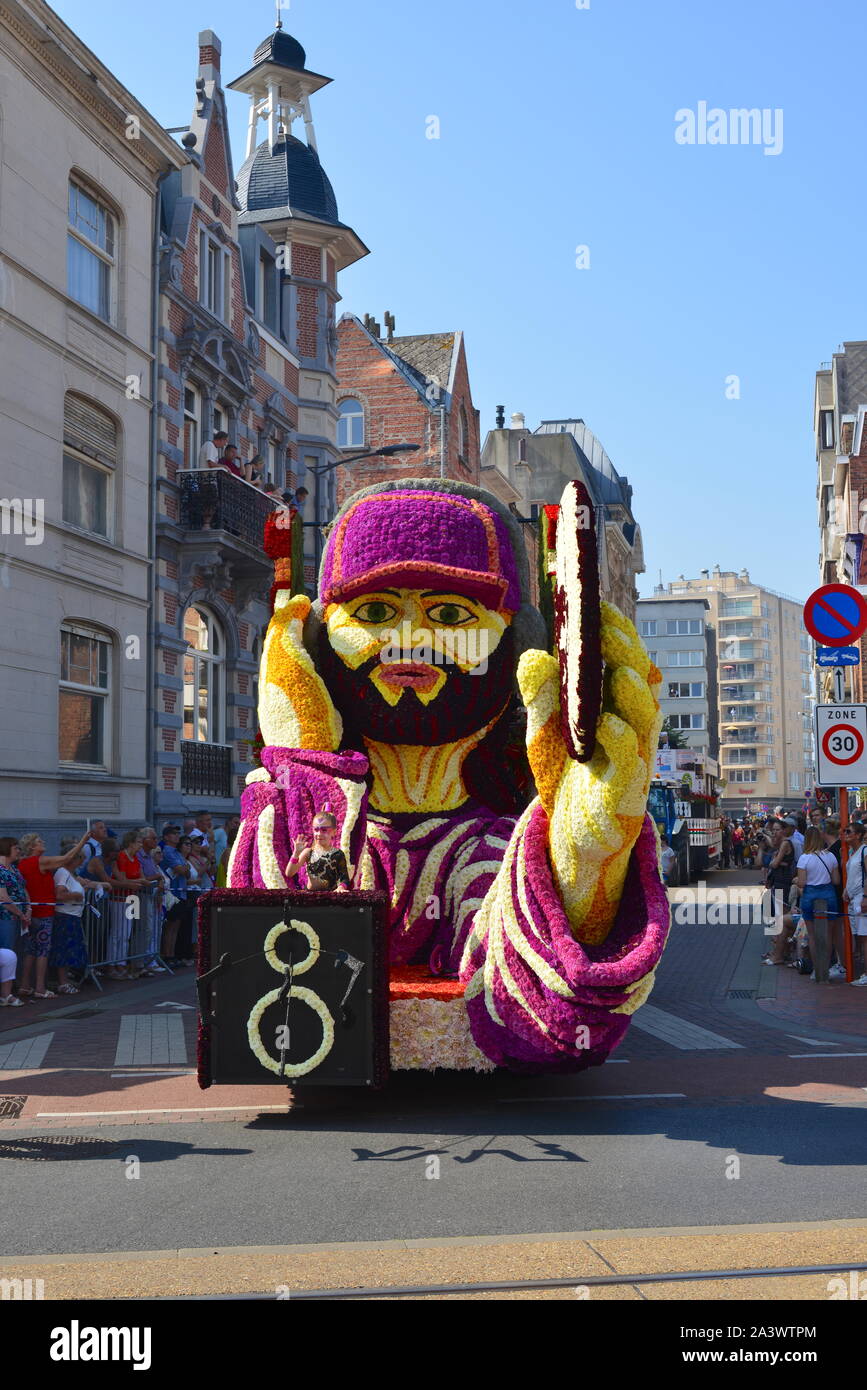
[228,479,669,1074]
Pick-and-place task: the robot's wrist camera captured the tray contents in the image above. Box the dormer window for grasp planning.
[259,251,279,333]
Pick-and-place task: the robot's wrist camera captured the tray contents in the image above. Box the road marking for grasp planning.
[787,1052,867,1059]
[0,1032,54,1070]
[154,1002,195,1010]
[36,1105,290,1118]
[498,1093,687,1104]
[603,1059,629,1064]
[110,1071,197,1078]
[787,1035,841,1047]
[629,1004,742,1051]
[114,1015,187,1066]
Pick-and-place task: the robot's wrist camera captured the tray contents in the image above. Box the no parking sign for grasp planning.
[815,704,867,785]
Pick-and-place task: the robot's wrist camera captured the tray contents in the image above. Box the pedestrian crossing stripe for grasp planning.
[630,1005,743,1051]
[114,1015,187,1066]
[0,1033,55,1070]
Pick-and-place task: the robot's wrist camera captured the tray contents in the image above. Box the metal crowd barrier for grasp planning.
[19,886,173,992]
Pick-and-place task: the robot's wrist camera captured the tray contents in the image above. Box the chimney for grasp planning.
[496,405,505,429]
[198,29,221,80]
[511,412,526,430]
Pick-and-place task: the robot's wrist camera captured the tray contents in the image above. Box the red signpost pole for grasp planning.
[840,788,854,982]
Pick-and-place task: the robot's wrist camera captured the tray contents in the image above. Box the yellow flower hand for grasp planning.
[518,601,662,945]
[259,592,343,752]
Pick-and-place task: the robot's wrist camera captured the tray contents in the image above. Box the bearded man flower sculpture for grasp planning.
[228,479,669,1074]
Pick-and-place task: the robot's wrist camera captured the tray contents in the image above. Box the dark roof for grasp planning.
[387,334,456,394]
[252,28,307,71]
[835,342,867,415]
[535,418,630,509]
[236,135,339,224]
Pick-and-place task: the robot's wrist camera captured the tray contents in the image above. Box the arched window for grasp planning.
[67,177,116,322]
[459,404,469,462]
[59,624,112,768]
[183,607,225,744]
[63,394,117,539]
[337,398,365,449]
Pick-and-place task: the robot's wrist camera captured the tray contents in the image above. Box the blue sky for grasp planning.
[52,0,867,601]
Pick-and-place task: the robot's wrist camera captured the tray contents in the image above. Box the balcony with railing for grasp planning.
[166,469,286,595]
[720,686,770,703]
[178,469,279,544]
[181,740,234,799]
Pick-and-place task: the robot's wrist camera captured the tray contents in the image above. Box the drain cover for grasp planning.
[728,989,755,999]
[0,1135,122,1161]
[0,1096,26,1119]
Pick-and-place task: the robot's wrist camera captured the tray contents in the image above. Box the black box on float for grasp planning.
[197,890,390,1088]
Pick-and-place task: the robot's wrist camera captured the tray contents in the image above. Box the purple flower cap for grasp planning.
[320,489,522,614]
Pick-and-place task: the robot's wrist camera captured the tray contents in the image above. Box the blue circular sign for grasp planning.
[804,584,867,647]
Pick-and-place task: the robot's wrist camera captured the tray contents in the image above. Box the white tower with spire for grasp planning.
[229,15,330,159]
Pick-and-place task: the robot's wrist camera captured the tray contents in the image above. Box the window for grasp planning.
[668,681,705,699]
[665,619,702,635]
[722,599,755,617]
[337,398,365,449]
[768,770,778,784]
[67,180,115,321]
[259,252,278,333]
[670,713,705,730]
[727,769,757,783]
[59,625,110,767]
[199,232,226,319]
[819,409,835,451]
[183,607,224,745]
[62,395,116,539]
[639,620,657,637]
[184,386,201,469]
[790,772,801,791]
[459,405,469,461]
[661,650,703,667]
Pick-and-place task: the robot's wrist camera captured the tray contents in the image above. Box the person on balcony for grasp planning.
[246,454,265,488]
[217,444,244,479]
[198,430,228,470]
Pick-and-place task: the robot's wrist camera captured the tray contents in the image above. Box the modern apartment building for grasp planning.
[649,570,813,810]
[635,597,716,756]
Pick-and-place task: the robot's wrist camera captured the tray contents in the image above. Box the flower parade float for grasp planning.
[197,478,669,1088]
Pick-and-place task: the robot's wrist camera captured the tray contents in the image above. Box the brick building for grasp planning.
[334,314,481,515]
[152,25,364,821]
[814,342,867,709]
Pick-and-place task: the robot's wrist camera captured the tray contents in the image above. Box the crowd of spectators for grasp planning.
[197,429,308,508]
[719,807,867,987]
[0,812,240,1007]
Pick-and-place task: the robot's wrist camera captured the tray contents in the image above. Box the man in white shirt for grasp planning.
[784,817,805,858]
[198,431,228,471]
[83,820,107,862]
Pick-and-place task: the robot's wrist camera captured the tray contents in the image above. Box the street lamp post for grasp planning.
[302,444,421,569]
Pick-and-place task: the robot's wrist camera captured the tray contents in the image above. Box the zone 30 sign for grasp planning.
[815,704,867,786]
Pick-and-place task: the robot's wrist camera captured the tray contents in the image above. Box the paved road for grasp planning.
[0,870,864,1262]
